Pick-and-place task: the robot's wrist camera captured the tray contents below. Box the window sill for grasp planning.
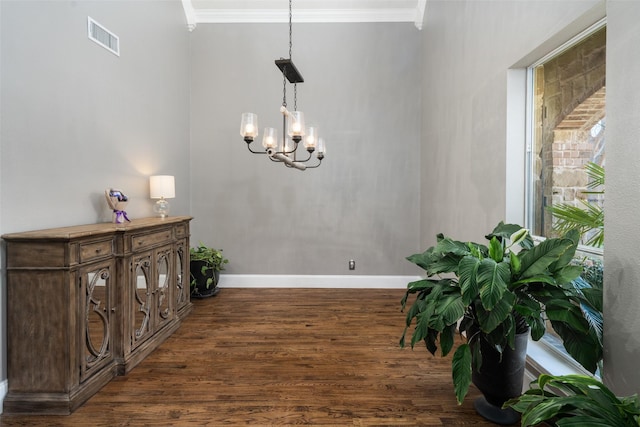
[525,337,595,387]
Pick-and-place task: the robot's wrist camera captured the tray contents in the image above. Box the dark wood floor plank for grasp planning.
[1,288,499,426]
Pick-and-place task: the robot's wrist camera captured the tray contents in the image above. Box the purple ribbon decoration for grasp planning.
[113,210,130,224]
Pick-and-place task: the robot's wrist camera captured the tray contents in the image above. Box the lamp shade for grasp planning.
[304,126,318,150]
[240,113,259,138]
[287,111,305,137]
[149,175,175,199]
[262,127,278,149]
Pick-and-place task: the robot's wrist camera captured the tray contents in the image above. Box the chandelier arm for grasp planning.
[278,142,299,155]
[245,144,270,155]
[302,159,322,169]
[294,149,313,163]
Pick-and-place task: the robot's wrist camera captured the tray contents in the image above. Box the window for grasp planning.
[525,24,606,250]
[522,21,606,378]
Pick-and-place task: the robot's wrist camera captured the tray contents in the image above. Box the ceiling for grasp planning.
[181,0,427,30]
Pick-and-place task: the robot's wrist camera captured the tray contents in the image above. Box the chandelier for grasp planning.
[239,0,325,171]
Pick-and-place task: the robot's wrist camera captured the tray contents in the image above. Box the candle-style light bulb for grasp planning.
[305,126,318,151]
[287,111,305,139]
[240,113,259,141]
[262,127,278,149]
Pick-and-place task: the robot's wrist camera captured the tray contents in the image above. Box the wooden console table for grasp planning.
[2,216,193,414]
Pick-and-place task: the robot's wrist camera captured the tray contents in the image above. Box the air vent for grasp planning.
[87,17,119,56]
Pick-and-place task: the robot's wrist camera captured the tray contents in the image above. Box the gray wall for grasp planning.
[603,0,640,397]
[419,0,603,244]
[420,0,640,395]
[190,23,422,275]
[0,0,190,385]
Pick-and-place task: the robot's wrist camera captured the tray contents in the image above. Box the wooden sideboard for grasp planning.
[2,216,193,414]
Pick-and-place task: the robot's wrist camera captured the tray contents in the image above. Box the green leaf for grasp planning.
[553,265,583,285]
[514,297,545,340]
[452,344,472,404]
[548,229,580,273]
[410,310,430,349]
[439,323,456,356]
[488,236,504,262]
[426,254,462,275]
[551,321,601,374]
[406,250,436,271]
[507,374,640,427]
[424,328,439,355]
[433,237,472,257]
[585,161,605,188]
[477,259,510,310]
[517,238,574,280]
[475,292,515,335]
[509,251,521,275]
[546,299,589,334]
[458,256,481,305]
[548,202,604,248]
[437,293,466,327]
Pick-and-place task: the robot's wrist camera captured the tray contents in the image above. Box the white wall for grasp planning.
[0,0,190,387]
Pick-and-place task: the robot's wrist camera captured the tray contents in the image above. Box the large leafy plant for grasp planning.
[400,222,602,404]
[504,374,640,426]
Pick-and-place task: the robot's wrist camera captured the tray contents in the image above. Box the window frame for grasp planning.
[513,17,607,378]
[524,18,607,247]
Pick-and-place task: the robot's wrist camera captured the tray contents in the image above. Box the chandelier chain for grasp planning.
[289,0,297,111]
[289,0,293,60]
[282,73,287,108]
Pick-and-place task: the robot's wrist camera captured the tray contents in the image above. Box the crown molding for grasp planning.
[195,8,417,24]
[181,0,426,29]
[415,0,426,30]
[181,0,197,31]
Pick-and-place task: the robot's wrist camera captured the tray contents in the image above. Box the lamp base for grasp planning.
[153,198,170,218]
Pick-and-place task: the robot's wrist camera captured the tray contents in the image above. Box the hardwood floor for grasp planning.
[1,288,501,426]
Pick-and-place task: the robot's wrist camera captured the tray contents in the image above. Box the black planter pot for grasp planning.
[471,331,528,425]
[190,260,220,299]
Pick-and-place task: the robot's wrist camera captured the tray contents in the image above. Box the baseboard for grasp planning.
[0,378,7,414]
[218,274,421,289]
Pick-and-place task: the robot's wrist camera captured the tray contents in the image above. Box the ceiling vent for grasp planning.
[87,17,119,56]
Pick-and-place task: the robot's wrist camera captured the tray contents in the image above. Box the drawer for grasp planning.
[132,229,173,251]
[175,223,188,239]
[79,239,113,263]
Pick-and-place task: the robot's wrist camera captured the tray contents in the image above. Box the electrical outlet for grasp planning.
[349,260,355,270]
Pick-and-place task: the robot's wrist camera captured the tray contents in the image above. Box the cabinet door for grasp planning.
[131,253,152,349]
[155,246,175,332]
[175,239,189,313]
[79,259,115,383]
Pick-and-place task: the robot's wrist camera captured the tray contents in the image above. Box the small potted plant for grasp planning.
[190,243,228,298]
